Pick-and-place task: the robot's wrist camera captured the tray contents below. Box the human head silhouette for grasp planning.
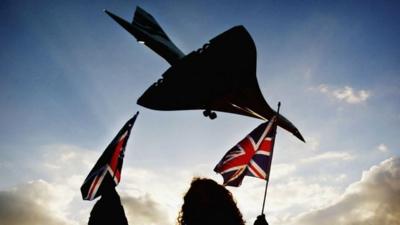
[178,177,245,225]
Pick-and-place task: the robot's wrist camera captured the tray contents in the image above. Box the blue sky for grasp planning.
[1,1,399,225]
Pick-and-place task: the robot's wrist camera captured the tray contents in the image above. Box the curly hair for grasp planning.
[177,177,245,225]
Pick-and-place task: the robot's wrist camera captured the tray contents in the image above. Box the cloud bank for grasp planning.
[289,157,400,225]
[0,143,398,225]
[0,179,169,225]
[0,145,172,225]
[0,180,72,225]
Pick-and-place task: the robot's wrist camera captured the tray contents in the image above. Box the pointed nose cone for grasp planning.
[137,89,153,108]
[136,83,167,110]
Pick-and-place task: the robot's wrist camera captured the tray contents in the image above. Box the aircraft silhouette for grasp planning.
[104,7,305,142]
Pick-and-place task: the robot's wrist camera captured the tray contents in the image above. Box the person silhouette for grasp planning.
[88,187,128,225]
[177,177,245,225]
[253,214,269,225]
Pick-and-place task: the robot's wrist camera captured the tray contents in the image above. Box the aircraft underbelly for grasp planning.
[137,26,260,111]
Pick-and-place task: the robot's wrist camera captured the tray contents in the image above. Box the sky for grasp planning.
[1,0,399,225]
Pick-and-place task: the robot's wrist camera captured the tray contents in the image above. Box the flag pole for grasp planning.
[261,102,281,215]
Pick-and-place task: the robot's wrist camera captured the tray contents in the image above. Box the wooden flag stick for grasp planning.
[261,102,281,215]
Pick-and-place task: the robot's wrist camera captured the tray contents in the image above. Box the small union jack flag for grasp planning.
[214,116,277,187]
[81,112,139,201]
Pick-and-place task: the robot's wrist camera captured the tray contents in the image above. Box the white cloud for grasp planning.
[317,84,329,93]
[41,144,98,177]
[270,164,297,179]
[377,144,389,153]
[4,144,398,225]
[301,151,354,164]
[307,136,320,151]
[314,84,371,104]
[236,158,399,225]
[0,180,76,225]
[0,146,94,225]
[121,194,168,225]
[0,179,170,225]
[334,174,348,182]
[268,177,340,211]
[333,86,370,104]
[231,175,342,224]
[0,144,180,225]
[286,157,400,225]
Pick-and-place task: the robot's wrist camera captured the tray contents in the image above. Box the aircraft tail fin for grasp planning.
[105,7,184,65]
[132,7,166,39]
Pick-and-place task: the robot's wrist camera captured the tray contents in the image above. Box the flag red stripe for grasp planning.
[248,163,264,178]
[240,138,255,153]
[109,135,126,172]
[88,175,101,200]
[259,140,272,152]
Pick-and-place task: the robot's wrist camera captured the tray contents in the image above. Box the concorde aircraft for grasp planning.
[104,7,305,142]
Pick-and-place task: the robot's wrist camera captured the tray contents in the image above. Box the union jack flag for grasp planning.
[214,116,277,187]
[81,112,139,201]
